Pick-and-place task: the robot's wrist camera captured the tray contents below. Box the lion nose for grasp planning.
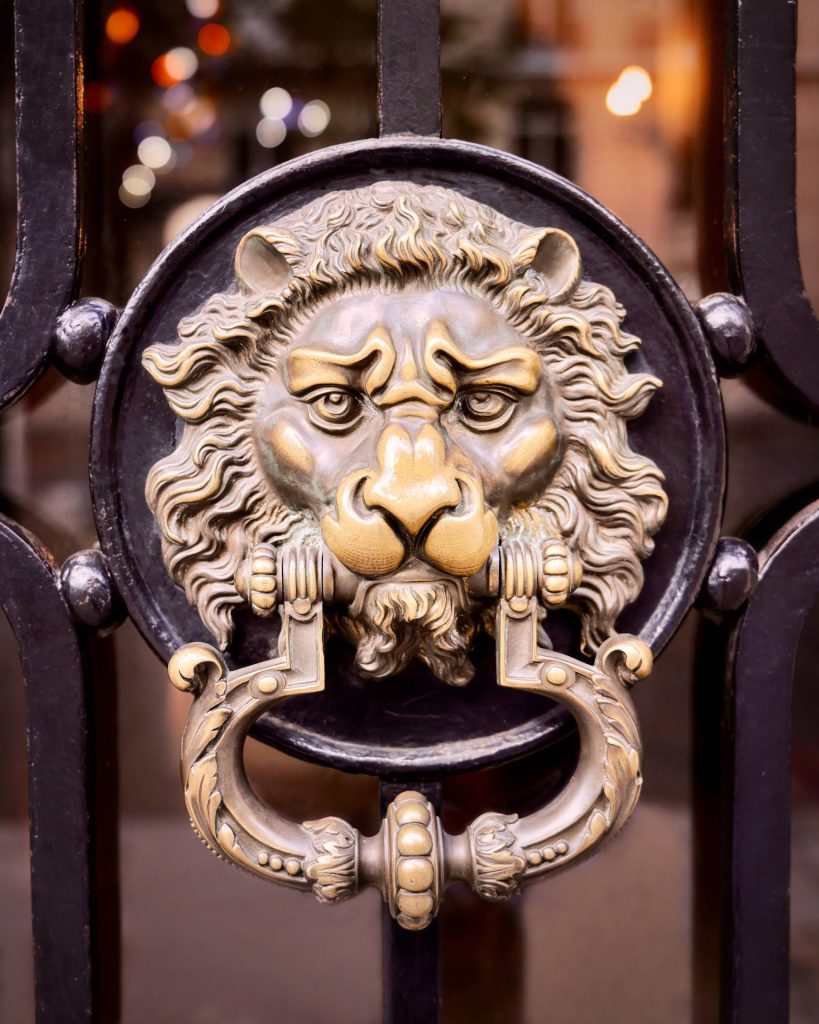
[362,423,460,538]
[321,421,499,579]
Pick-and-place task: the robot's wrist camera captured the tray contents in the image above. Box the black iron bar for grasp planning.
[722,499,819,1023]
[723,0,819,412]
[0,517,98,1023]
[1,0,83,410]
[377,0,441,137]
[380,780,443,1024]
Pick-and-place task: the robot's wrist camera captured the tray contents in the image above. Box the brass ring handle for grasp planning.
[168,541,650,930]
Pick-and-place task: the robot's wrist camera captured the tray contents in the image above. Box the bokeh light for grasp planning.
[165,96,218,139]
[118,165,153,208]
[152,47,199,87]
[105,8,140,45]
[298,100,331,137]
[606,65,653,117]
[166,47,199,81]
[151,56,177,88]
[186,0,220,17]
[137,135,173,170]
[260,87,293,120]
[256,117,287,148]
[85,82,113,114]
[198,23,231,57]
[122,164,156,191]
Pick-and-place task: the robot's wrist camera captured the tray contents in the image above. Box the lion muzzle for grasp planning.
[321,421,498,579]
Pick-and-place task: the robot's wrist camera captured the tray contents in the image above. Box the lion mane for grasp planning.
[143,181,667,655]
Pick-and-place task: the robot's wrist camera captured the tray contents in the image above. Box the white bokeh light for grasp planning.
[298,100,330,137]
[165,47,199,82]
[122,164,156,191]
[260,87,293,120]
[137,135,173,169]
[606,66,653,117]
[119,181,151,208]
[256,117,287,148]
[185,0,220,20]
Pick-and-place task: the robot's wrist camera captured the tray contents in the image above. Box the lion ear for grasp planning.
[517,227,581,302]
[235,228,295,294]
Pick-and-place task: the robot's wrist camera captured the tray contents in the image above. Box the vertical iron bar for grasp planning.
[87,637,121,1024]
[723,0,819,412]
[721,501,819,1022]
[377,0,441,137]
[1,0,84,409]
[0,518,97,1023]
[380,780,442,1024]
[692,618,724,1024]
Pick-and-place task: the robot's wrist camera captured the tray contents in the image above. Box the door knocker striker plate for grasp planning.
[91,137,724,776]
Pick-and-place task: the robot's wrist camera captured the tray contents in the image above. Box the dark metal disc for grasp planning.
[91,137,724,776]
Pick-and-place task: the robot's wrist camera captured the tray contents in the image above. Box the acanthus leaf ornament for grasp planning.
[144,181,667,929]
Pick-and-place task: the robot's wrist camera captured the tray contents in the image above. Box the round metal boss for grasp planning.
[91,137,725,776]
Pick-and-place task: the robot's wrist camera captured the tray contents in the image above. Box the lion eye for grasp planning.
[458,389,517,430]
[307,389,364,432]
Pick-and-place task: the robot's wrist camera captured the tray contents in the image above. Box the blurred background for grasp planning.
[1,1,819,1021]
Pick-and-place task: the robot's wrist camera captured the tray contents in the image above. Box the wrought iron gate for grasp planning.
[1,1,818,1022]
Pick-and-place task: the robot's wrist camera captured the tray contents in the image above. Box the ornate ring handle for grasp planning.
[169,542,650,930]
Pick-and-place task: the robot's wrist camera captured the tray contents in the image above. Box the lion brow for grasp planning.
[423,323,541,395]
[285,328,396,395]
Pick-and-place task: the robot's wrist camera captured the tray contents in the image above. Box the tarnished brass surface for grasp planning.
[145,182,666,927]
[144,182,666,677]
[171,540,649,928]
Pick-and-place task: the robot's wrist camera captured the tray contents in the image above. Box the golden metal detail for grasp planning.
[145,182,667,928]
[171,538,649,929]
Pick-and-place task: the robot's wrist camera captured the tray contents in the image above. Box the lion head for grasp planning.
[143,182,666,685]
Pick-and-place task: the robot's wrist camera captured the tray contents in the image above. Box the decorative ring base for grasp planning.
[168,543,650,930]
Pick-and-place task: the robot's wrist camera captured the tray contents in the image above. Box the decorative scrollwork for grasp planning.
[144,182,666,680]
[163,544,650,929]
[303,817,359,903]
[147,182,664,930]
[383,790,443,930]
[468,813,527,901]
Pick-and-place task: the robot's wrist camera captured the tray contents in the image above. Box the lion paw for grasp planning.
[540,541,582,608]
[235,543,278,616]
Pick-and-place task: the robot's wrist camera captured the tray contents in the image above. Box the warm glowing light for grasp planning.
[172,96,218,138]
[152,47,198,88]
[198,23,231,56]
[186,0,220,17]
[256,117,287,148]
[151,56,177,88]
[298,100,330,137]
[260,87,293,120]
[85,82,112,114]
[166,47,199,81]
[620,66,653,101]
[606,65,653,117]
[105,8,139,45]
[122,164,156,191]
[137,135,173,170]
[119,176,151,208]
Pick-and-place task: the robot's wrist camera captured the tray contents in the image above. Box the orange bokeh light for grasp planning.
[105,8,139,45]
[198,23,231,57]
[151,55,180,89]
[85,82,113,114]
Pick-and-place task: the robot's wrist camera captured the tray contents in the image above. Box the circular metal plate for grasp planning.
[91,137,724,776]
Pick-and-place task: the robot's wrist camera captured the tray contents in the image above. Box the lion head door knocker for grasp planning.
[141,181,667,929]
